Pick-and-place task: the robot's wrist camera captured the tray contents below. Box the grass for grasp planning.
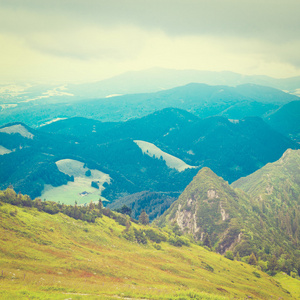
[274,272,300,299]
[0,202,298,299]
[0,124,34,139]
[41,159,110,205]
[0,145,12,155]
[134,140,197,172]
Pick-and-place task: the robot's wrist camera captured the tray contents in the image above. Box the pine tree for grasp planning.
[248,252,257,265]
[203,233,212,249]
[267,255,278,275]
[97,198,103,216]
[139,210,149,225]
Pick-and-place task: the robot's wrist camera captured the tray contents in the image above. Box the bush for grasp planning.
[153,243,162,250]
[144,229,168,243]
[169,236,190,247]
[248,253,257,265]
[134,228,148,244]
[225,251,234,261]
[252,271,261,278]
[9,209,18,217]
[201,261,214,272]
[203,246,211,251]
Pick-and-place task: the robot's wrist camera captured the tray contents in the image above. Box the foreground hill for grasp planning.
[157,150,300,275]
[0,191,298,299]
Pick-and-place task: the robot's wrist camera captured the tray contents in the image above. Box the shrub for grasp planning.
[9,209,18,217]
[153,243,162,250]
[252,271,261,278]
[144,229,167,243]
[248,253,257,265]
[169,236,190,247]
[134,228,147,244]
[225,251,234,261]
[201,262,214,272]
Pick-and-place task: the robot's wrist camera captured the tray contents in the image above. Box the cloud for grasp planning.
[0,0,300,82]
[1,0,300,42]
[26,26,147,60]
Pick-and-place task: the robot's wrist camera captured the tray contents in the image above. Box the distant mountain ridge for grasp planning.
[0,81,299,128]
[2,68,300,105]
[265,100,300,143]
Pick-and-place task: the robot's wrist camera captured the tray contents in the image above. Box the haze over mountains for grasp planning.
[2,0,300,296]
[1,69,300,206]
[1,68,300,104]
[1,68,300,298]
[0,77,299,136]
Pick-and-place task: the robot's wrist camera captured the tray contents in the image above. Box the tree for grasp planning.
[203,233,212,249]
[85,170,91,177]
[172,224,182,236]
[97,198,103,216]
[139,210,149,225]
[88,201,95,210]
[267,255,278,275]
[225,250,234,260]
[116,205,132,216]
[91,181,99,189]
[248,252,257,265]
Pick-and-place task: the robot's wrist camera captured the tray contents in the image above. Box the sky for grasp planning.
[1,0,300,83]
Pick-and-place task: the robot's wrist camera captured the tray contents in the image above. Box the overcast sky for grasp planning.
[1,0,300,83]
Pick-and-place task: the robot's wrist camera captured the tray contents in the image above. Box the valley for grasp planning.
[2,0,300,297]
[1,70,300,299]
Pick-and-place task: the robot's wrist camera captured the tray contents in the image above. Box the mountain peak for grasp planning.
[232,149,300,204]
[157,167,244,251]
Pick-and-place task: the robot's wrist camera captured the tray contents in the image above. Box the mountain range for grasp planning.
[0,107,298,203]
[1,68,300,104]
[1,70,300,298]
[0,81,299,128]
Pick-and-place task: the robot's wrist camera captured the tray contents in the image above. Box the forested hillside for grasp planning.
[158,150,300,278]
[1,108,298,203]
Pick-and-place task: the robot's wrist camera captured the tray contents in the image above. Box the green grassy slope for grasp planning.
[0,201,297,299]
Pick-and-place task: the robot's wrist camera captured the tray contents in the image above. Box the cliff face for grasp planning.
[157,167,250,253]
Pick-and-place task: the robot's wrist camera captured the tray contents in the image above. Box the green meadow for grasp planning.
[0,201,299,299]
